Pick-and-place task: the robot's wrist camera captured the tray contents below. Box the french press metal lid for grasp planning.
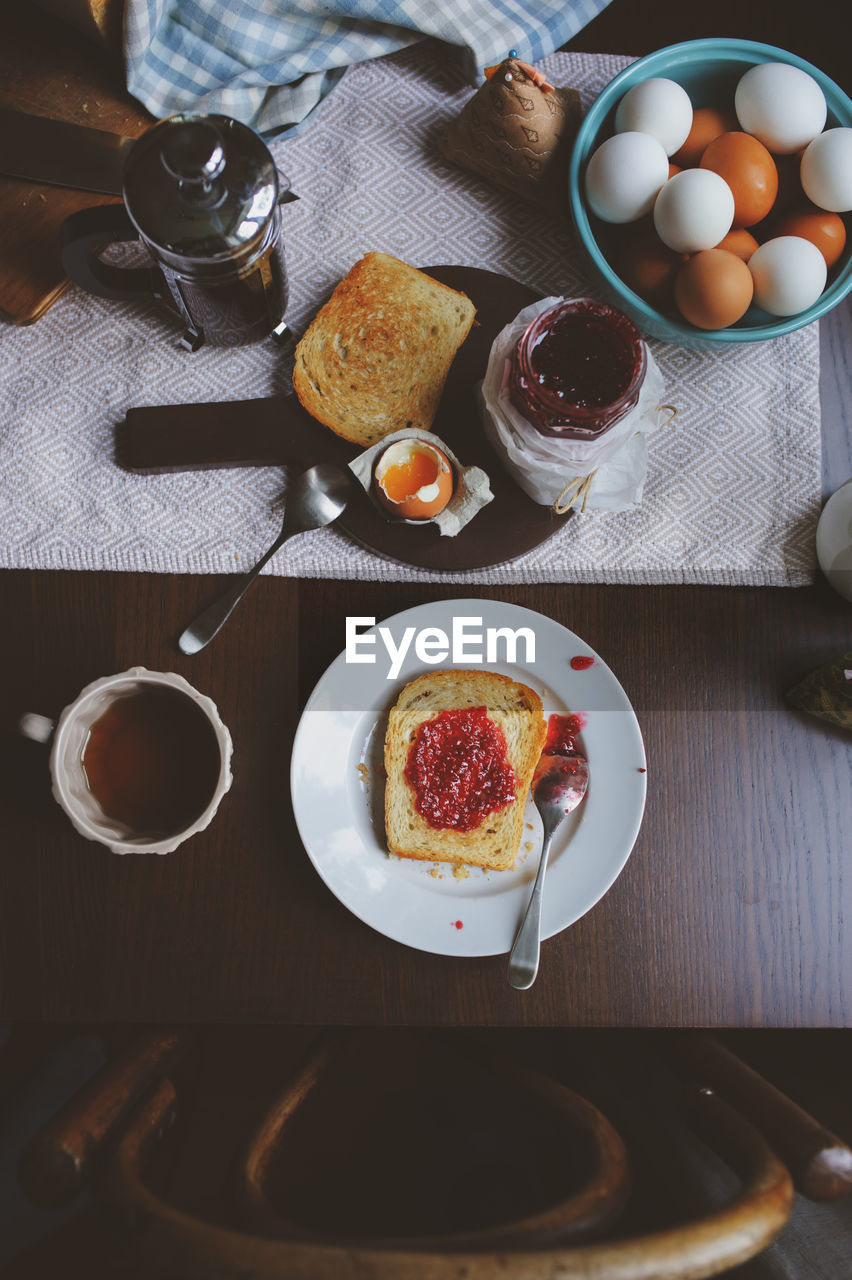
[121,114,283,266]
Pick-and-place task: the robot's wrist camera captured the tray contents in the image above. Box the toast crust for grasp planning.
[292,253,476,448]
[384,670,546,871]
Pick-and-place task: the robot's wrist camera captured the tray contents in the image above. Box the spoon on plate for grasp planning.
[507,752,589,990]
[178,462,354,655]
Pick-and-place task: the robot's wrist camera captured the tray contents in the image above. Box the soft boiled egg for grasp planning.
[374,438,454,519]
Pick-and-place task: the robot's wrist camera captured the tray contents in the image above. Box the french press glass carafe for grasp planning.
[60,113,295,351]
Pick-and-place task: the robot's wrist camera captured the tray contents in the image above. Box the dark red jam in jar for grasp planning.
[510,298,646,439]
[404,706,517,832]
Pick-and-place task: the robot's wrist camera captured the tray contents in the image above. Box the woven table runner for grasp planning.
[0,46,821,585]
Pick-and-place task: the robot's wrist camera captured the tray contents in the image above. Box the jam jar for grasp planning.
[509,298,646,439]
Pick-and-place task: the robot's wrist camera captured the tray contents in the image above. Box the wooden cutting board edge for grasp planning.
[0,2,150,325]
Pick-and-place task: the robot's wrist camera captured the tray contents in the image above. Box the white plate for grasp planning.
[290,600,646,957]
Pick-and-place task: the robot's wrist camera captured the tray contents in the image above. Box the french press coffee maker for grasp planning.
[60,113,295,350]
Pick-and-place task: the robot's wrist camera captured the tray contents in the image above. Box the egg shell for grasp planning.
[584,131,670,224]
[672,106,738,167]
[374,439,454,520]
[773,206,847,267]
[653,168,735,253]
[800,129,852,212]
[674,249,754,329]
[734,62,827,155]
[614,77,693,156]
[748,235,828,315]
[700,132,778,229]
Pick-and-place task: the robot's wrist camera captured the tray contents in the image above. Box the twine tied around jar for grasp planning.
[552,404,679,515]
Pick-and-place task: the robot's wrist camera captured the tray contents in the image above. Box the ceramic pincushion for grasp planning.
[438,57,581,205]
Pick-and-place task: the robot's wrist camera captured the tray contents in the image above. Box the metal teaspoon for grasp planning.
[178,463,353,654]
[507,752,590,990]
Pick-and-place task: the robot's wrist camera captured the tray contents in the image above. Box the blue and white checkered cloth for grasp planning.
[125,0,612,135]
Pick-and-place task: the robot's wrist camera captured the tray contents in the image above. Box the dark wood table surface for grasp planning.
[0,1,850,1028]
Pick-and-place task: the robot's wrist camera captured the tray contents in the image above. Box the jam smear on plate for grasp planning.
[405,706,517,832]
[543,712,587,758]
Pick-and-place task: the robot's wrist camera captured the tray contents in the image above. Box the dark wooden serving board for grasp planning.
[120,265,569,572]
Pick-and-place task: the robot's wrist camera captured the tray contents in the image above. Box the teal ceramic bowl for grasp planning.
[568,38,852,344]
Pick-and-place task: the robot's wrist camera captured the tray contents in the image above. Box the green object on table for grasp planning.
[786,652,852,732]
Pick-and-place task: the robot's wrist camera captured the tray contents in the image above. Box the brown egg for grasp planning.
[612,218,684,306]
[773,207,847,267]
[674,249,754,329]
[668,161,682,180]
[700,132,778,228]
[715,228,760,262]
[672,106,738,167]
[748,151,806,239]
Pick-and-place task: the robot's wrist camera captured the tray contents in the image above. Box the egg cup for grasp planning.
[347,428,494,537]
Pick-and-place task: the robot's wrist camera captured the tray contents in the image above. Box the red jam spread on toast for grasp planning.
[404,706,517,832]
[543,713,587,758]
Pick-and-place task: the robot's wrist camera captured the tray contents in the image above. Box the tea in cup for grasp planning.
[18,667,232,854]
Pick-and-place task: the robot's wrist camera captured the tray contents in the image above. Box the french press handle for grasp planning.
[59,204,161,302]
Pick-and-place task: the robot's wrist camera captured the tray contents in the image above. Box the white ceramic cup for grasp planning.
[816,479,852,603]
[18,666,233,855]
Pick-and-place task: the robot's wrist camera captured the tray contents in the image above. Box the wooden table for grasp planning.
[0,1,850,1028]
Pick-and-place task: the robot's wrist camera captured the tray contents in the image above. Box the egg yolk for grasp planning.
[374,440,455,519]
[379,450,440,503]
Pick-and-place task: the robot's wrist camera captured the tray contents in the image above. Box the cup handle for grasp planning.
[60,205,161,302]
[18,713,56,744]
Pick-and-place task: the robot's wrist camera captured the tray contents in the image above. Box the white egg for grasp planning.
[734,62,827,154]
[748,236,827,315]
[584,131,670,223]
[653,169,735,253]
[800,128,852,212]
[614,78,693,156]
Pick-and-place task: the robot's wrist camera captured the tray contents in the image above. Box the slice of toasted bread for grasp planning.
[384,670,546,872]
[292,252,476,448]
